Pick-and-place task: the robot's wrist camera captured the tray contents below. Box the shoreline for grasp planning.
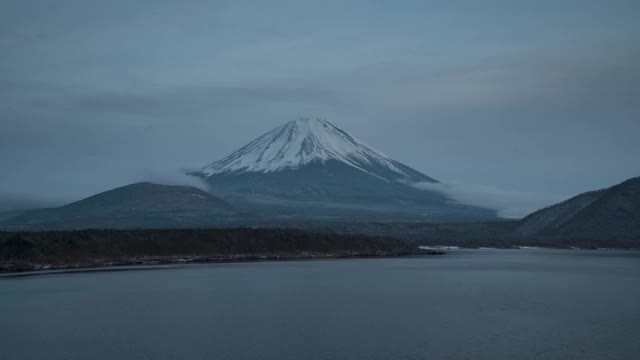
[0,249,443,276]
[419,245,640,250]
[0,228,437,275]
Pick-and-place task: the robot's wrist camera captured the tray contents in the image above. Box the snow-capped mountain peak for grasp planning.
[189,118,496,221]
[201,118,436,183]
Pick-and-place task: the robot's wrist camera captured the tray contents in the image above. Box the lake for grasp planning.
[1,249,639,360]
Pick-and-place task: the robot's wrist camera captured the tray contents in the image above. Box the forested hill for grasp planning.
[0,228,430,272]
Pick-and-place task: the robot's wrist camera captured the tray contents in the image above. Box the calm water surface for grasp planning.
[1,249,639,360]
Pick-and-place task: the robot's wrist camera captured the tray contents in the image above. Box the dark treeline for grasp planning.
[0,228,427,272]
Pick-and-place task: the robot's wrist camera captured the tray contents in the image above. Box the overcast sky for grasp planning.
[1,0,639,215]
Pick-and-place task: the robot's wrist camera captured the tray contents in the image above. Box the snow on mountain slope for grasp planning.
[190,118,496,221]
[201,118,435,183]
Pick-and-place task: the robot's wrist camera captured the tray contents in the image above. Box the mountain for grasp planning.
[1,182,235,230]
[315,176,640,249]
[190,118,496,221]
[0,210,29,222]
[516,177,640,240]
[515,189,607,236]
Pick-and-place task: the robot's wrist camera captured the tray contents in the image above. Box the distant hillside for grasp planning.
[312,177,640,249]
[0,210,29,222]
[544,177,640,239]
[1,182,235,230]
[514,177,640,240]
[515,190,607,236]
[2,178,638,248]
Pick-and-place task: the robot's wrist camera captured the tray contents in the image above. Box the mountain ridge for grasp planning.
[515,177,640,239]
[191,118,496,221]
[1,182,235,230]
[201,118,437,184]
[515,189,607,236]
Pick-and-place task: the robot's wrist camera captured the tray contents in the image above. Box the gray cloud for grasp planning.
[411,182,566,219]
[1,81,343,119]
[65,86,343,116]
[327,43,640,112]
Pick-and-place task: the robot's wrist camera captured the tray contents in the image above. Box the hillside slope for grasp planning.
[1,182,235,230]
[515,190,606,236]
[549,177,640,239]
